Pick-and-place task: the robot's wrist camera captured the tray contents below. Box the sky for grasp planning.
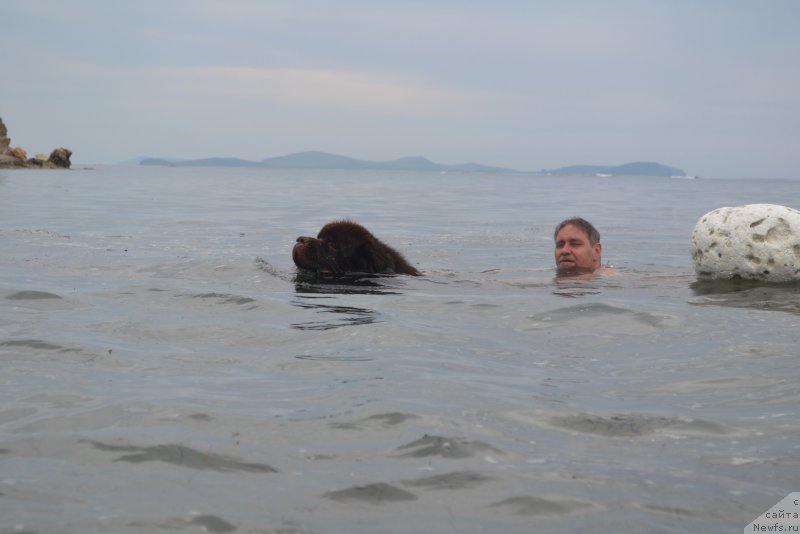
[1,1,799,178]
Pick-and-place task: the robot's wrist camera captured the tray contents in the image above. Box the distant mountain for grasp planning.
[544,161,685,177]
[259,151,365,170]
[119,157,148,166]
[138,150,518,173]
[135,153,686,177]
[141,157,258,167]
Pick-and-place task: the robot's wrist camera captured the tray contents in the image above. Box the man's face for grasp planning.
[554,224,601,273]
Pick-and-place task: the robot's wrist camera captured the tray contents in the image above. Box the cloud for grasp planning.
[153,66,482,118]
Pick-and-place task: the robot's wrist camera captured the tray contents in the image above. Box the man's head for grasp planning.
[553,217,602,274]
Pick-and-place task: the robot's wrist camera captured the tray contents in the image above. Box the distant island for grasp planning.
[138,151,518,174]
[543,161,686,177]
[134,151,686,177]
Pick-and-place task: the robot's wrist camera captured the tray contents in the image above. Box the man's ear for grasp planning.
[594,243,602,260]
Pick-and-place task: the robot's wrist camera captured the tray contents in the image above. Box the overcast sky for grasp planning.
[2,1,798,177]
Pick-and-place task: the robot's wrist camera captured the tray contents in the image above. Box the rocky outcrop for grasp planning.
[45,147,72,168]
[9,146,27,160]
[0,118,9,154]
[0,117,72,169]
[691,204,800,282]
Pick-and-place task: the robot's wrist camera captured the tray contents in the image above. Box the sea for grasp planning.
[1,165,798,533]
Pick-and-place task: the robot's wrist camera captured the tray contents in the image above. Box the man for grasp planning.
[553,217,603,275]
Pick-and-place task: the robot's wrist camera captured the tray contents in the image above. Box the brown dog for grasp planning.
[292,220,419,276]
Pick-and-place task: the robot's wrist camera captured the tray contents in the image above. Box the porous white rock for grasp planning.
[691,203,800,282]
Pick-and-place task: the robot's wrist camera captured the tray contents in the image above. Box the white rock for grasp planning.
[691,204,800,282]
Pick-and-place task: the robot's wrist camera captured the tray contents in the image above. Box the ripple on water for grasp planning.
[0,339,79,352]
[490,495,602,517]
[5,290,63,300]
[323,483,418,504]
[83,441,278,473]
[506,411,734,438]
[393,435,504,459]
[328,412,420,430]
[524,302,677,335]
[548,413,733,437]
[400,470,496,490]
[2,289,77,311]
[189,292,258,306]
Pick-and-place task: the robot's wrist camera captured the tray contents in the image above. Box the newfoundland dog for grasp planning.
[292,220,419,276]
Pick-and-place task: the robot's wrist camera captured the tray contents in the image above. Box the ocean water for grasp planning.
[0,165,798,533]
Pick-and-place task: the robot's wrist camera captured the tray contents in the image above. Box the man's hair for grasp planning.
[554,217,600,246]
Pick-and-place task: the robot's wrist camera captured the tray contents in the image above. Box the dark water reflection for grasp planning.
[551,274,625,298]
[293,271,404,295]
[291,295,381,331]
[84,440,278,473]
[551,279,603,298]
[690,279,800,315]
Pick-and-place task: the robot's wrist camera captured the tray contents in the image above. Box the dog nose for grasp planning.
[296,236,308,244]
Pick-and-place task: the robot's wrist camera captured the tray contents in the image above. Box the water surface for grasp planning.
[1,166,798,533]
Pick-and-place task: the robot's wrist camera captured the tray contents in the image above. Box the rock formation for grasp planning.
[691,204,800,282]
[0,117,72,169]
[46,147,72,168]
[0,118,9,154]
